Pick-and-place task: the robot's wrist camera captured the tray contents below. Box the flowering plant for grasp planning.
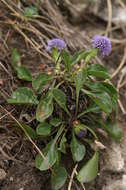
[8,36,122,189]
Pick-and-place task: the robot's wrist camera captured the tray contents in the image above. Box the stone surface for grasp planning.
[97,122,126,190]
[102,175,126,190]
[0,168,6,180]
[102,141,124,172]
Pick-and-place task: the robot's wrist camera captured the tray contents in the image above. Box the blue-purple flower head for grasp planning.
[46,38,67,51]
[92,35,112,56]
[77,129,87,138]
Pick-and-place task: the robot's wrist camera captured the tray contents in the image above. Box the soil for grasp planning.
[1,1,126,190]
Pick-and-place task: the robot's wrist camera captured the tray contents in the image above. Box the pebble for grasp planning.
[0,168,6,180]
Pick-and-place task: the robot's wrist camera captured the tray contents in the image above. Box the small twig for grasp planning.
[68,164,78,190]
[1,0,24,20]
[119,80,126,89]
[0,61,12,78]
[0,108,15,120]
[111,47,126,79]
[105,0,112,36]
[117,72,126,90]
[118,99,126,114]
[111,38,126,44]
[0,146,19,162]
[118,0,126,11]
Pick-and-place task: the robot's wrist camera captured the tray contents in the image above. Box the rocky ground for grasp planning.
[0,0,126,189]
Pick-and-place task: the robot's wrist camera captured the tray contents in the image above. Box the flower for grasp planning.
[77,129,87,138]
[92,35,112,56]
[46,38,67,51]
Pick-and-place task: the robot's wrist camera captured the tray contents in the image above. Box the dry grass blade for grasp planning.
[68,164,78,190]
[118,0,126,11]
[105,0,112,36]
[0,61,12,78]
[118,99,126,114]
[0,105,53,173]
[111,47,126,79]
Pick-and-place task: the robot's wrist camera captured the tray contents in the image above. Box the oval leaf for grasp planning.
[11,48,21,70]
[83,90,112,113]
[21,124,37,139]
[87,64,110,79]
[16,66,32,81]
[73,69,87,107]
[62,50,72,72]
[32,72,52,91]
[78,103,101,118]
[70,133,86,162]
[50,118,62,127]
[52,89,68,113]
[36,94,53,122]
[51,166,67,190]
[8,87,38,105]
[35,142,57,171]
[36,122,51,136]
[59,134,67,154]
[105,119,122,141]
[24,6,38,17]
[77,152,99,183]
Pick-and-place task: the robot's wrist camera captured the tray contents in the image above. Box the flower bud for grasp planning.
[73,123,87,138]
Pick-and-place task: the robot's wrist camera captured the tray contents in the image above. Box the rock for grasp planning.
[0,168,6,180]
[102,141,124,172]
[102,175,126,190]
[90,0,126,26]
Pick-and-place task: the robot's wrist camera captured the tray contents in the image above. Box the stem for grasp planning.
[53,125,65,145]
[75,93,79,117]
[55,51,62,74]
[84,125,98,140]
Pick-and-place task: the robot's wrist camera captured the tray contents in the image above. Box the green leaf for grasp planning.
[85,48,98,62]
[85,81,118,111]
[36,93,54,122]
[102,82,118,99]
[62,50,72,72]
[87,64,110,79]
[73,69,87,108]
[83,90,112,113]
[51,166,67,190]
[70,133,86,162]
[52,89,69,114]
[32,73,53,91]
[16,66,32,81]
[50,118,62,127]
[85,81,107,93]
[11,49,32,81]
[52,48,61,63]
[78,103,101,118]
[21,124,37,139]
[24,6,38,18]
[8,87,38,105]
[35,142,57,171]
[36,122,51,136]
[77,152,99,183]
[71,50,88,66]
[105,118,122,141]
[101,82,118,110]
[35,126,64,171]
[11,48,21,70]
[73,123,98,140]
[59,134,67,154]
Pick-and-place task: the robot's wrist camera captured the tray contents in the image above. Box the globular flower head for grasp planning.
[46,38,67,51]
[92,35,112,56]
